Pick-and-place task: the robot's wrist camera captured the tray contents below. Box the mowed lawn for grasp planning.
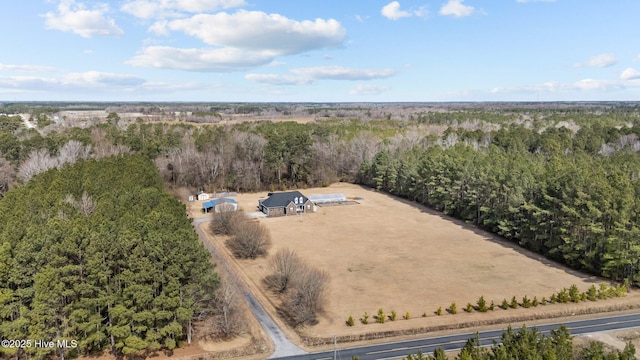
[225,183,610,338]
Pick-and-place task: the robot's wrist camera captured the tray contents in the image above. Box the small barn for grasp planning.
[203,198,238,213]
[258,191,313,217]
[196,191,210,201]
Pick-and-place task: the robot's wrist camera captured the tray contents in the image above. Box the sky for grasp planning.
[1,0,640,102]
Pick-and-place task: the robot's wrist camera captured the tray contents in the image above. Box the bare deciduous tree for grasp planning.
[57,140,91,165]
[64,191,97,216]
[284,265,329,326]
[18,149,58,182]
[212,281,244,339]
[265,248,302,293]
[225,219,271,259]
[209,208,243,235]
[0,156,15,197]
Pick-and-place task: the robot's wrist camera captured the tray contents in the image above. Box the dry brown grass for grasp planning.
[219,183,640,342]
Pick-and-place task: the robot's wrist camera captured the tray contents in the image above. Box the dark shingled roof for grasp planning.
[259,191,308,209]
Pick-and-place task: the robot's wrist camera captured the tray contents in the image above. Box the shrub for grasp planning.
[509,296,519,309]
[377,309,385,324]
[598,283,609,299]
[489,300,495,311]
[569,284,580,303]
[476,296,488,312]
[448,302,457,315]
[362,312,369,324]
[423,312,428,317]
[541,297,547,305]
[346,315,355,327]
[532,296,539,307]
[586,285,598,301]
[465,303,474,313]
[521,295,532,308]
[556,288,570,303]
[501,299,509,310]
[404,311,411,320]
[390,310,397,321]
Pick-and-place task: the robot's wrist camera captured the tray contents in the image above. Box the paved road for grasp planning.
[192,218,306,358]
[271,313,640,360]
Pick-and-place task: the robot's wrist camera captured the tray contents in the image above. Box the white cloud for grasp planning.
[157,11,345,55]
[574,54,617,68]
[246,66,398,86]
[121,0,246,19]
[244,74,311,86]
[381,2,412,20]
[349,84,391,95]
[381,2,428,20]
[439,0,475,18]
[490,76,637,95]
[136,11,346,72]
[0,71,144,91]
[43,0,123,38]
[127,46,277,72]
[0,64,57,72]
[290,66,397,80]
[621,68,640,81]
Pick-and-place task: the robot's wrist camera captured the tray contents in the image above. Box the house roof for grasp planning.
[203,198,237,209]
[259,191,308,209]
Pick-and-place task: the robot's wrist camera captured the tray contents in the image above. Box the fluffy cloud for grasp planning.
[246,66,397,85]
[574,54,617,68]
[381,2,428,20]
[621,68,640,81]
[43,0,123,38]
[121,0,246,19]
[155,11,345,54]
[127,46,278,72]
[134,11,346,72]
[381,2,412,20]
[349,84,390,95]
[439,0,475,18]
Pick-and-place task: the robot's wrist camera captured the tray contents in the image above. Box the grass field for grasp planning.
[189,183,639,341]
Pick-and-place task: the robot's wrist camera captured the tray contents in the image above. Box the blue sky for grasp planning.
[1,0,640,102]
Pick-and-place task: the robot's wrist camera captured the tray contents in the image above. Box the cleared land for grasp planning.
[188,183,639,343]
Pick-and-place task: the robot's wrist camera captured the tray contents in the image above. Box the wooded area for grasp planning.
[0,154,219,358]
[2,103,640,358]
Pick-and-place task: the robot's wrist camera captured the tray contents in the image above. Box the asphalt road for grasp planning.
[271,313,640,360]
[192,218,306,358]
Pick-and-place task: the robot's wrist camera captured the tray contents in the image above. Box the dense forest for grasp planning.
[0,155,219,358]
